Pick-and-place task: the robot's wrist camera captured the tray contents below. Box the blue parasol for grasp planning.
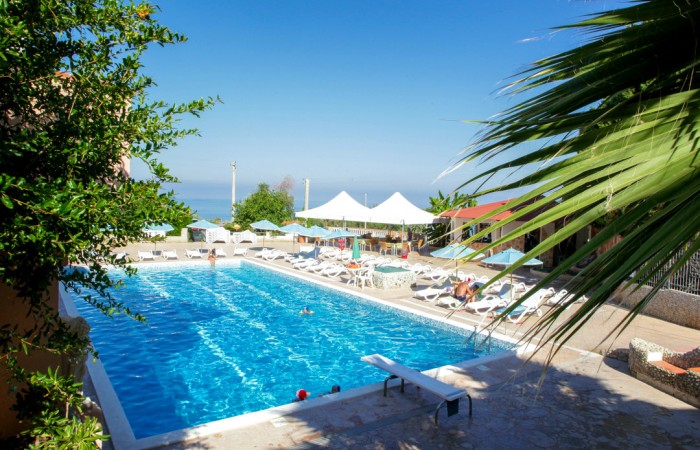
[351,235,361,260]
[481,248,542,267]
[145,223,174,233]
[481,248,543,298]
[325,229,358,252]
[250,219,280,231]
[280,223,309,252]
[187,219,220,229]
[431,243,485,277]
[251,220,280,247]
[431,243,485,260]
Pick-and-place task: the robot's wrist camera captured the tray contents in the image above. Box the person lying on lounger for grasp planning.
[451,281,477,302]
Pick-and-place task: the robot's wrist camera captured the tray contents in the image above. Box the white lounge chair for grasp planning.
[162,249,178,260]
[422,268,450,283]
[111,252,128,262]
[255,248,273,258]
[336,250,354,262]
[355,266,375,289]
[546,289,588,308]
[546,289,573,306]
[490,289,550,323]
[409,263,425,274]
[462,283,517,315]
[215,248,227,258]
[322,264,348,279]
[233,247,248,256]
[261,249,287,261]
[414,287,449,302]
[419,264,434,274]
[318,247,336,257]
[414,280,453,302]
[137,251,155,261]
[322,248,341,259]
[185,249,203,259]
[293,258,317,270]
[308,261,333,273]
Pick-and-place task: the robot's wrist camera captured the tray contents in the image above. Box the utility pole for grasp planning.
[304,178,310,211]
[364,193,367,229]
[231,161,236,222]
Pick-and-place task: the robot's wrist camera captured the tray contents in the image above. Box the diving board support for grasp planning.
[361,353,472,424]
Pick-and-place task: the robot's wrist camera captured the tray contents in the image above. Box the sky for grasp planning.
[131,0,626,216]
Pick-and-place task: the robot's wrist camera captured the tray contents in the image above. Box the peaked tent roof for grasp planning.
[368,192,438,225]
[295,191,372,222]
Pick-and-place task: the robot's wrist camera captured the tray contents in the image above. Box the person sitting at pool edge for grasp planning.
[299,305,314,315]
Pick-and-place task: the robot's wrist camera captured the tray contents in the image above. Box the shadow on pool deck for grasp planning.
[103,241,700,449]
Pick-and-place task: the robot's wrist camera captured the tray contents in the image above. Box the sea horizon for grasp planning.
[173,184,440,222]
[174,184,514,223]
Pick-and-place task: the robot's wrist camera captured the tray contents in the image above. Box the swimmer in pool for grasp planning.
[299,306,314,315]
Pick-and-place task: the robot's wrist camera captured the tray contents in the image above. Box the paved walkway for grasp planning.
[104,240,700,449]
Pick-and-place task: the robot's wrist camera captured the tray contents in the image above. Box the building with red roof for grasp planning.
[440,198,590,268]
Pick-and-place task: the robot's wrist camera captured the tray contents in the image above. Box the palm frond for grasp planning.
[452,0,700,353]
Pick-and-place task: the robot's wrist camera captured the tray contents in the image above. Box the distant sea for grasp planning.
[175,186,512,223]
[181,198,233,221]
[175,186,437,222]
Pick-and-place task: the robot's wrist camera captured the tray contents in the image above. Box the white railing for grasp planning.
[643,248,700,295]
[327,227,406,240]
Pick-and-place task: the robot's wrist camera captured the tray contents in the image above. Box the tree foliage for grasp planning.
[425,190,476,247]
[452,0,700,354]
[0,0,216,442]
[234,183,295,229]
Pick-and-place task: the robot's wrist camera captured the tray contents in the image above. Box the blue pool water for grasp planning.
[74,261,512,439]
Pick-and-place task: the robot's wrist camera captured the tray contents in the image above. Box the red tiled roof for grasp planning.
[441,197,554,222]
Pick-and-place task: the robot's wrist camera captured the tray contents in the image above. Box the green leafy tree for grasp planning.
[453,0,700,354]
[0,0,216,444]
[425,190,476,247]
[234,183,295,229]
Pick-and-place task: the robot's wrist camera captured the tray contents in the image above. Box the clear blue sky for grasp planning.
[131,0,626,212]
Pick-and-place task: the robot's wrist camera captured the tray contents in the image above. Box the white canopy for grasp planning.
[295,191,372,222]
[368,192,438,225]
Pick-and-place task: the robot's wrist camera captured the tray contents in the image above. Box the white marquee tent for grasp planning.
[368,192,438,225]
[295,191,372,222]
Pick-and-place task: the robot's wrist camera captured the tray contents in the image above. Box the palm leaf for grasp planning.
[449,0,700,354]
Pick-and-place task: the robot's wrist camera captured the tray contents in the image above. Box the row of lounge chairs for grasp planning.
[250,247,388,288]
[133,247,248,261]
[137,250,180,261]
[250,246,587,323]
[413,276,587,323]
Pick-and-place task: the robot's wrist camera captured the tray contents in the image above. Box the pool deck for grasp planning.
[102,240,700,449]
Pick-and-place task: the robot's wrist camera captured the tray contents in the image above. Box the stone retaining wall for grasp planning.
[613,284,700,330]
[628,338,700,408]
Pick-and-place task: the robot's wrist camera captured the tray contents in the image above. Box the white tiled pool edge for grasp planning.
[60,260,530,450]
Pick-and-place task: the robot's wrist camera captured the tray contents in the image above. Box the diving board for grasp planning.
[361,353,472,424]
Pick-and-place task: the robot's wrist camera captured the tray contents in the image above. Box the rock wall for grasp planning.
[628,338,700,408]
[613,284,700,330]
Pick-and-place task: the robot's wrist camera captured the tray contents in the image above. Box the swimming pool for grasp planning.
[71,260,514,440]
